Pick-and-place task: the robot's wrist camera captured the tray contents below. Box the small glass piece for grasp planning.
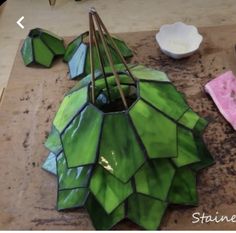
[89,166,132,214]
[42,152,57,175]
[86,194,125,230]
[99,113,145,183]
[178,108,200,129]
[57,188,89,210]
[44,126,62,154]
[61,104,103,168]
[21,37,33,66]
[127,193,167,230]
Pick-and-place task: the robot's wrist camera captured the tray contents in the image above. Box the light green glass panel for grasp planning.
[61,104,103,167]
[139,81,189,120]
[168,167,197,205]
[42,152,57,175]
[129,99,177,158]
[32,37,54,67]
[86,194,125,230]
[131,65,170,82]
[53,86,88,133]
[135,159,175,201]
[64,36,83,62]
[21,37,33,66]
[178,108,200,129]
[89,166,132,214]
[57,188,88,210]
[127,193,167,230]
[44,126,62,154]
[172,126,200,167]
[99,113,145,183]
[57,152,92,190]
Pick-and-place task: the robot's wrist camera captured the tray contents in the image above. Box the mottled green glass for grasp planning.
[57,152,92,190]
[44,126,62,154]
[135,159,175,201]
[61,105,103,168]
[129,99,177,158]
[178,108,200,129]
[42,152,57,175]
[99,113,145,183]
[53,86,88,133]
[86,194,125,230]
[172,126,200,167]
[89,166,132,214]
[168,167,197,205]
[57,188,89,210]
[127,193,167,230]
[140,81,189,120]
[21,37,33,66]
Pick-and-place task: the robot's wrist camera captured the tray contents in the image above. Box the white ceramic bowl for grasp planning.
[156,22,203,59]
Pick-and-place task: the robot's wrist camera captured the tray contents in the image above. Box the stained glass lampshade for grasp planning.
[21,28,65,68]
[64,31,132,80]
[43,8,214,230]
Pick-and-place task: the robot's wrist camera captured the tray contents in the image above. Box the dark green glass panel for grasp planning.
[44,126,62,154]
[53,86,88,133]
[127,193,167,230]
[172,126,200,167]
[61,104,103,168]
[57,188,88,210]
[32,37,54,67]
[21,37,33,66]
[139,81,189,120]
[57,152,92,190]
[135,159,175,201]
[68,43,87,79]
[131,65,170,82]
[178,108,200,129]
[193,117,208,135]
[99,113,145,183]
[86,194,125,230]
[64,36,83,62]
[168,167,197,205]
[89,166,132,214]
[129,99,177,158]
[42,152,57,175]
[41,32,65,55]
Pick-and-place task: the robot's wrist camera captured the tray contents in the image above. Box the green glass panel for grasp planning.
[131,65,170,82]
[32,37,54,67]
[172,126,200,167]
[68,43,87,79]
[44,126,62,154]
[99,113,145,183]
[42,152,57,175]
[61,104,103,168]
[127,193,167,230]
[41,32,65,55]
[178,108,200,129]
[193,117,208,135]
[53,86,88,133]
[135,159,175,201]
[21,37,33,66]
[129,99,177,158]
[57,152,92,190]
[57,188,88,210]
[139,81,189,120]
[64,36,83,62]
[168,167,197,205]
[86,194,125,230]
[89,166,132,214]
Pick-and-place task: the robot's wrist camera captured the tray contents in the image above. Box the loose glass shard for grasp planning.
[21,37,33,66]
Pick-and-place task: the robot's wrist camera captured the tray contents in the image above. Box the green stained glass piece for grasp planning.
[193,117,208,134]
[86,194,125,230]
[135,159,175,201]
[178,108,200,129]
[172,126,200,167]
[53,86,88,133]
[127,193,167,230]
[131,65,170,82]
[129,99,177,158]
[42,152,57,175]
[57,152,92,190]
[32,37,54,67]
[41,32,65,55]
[168,167,197,205]
[57,188,89,210]
[99,113,145,183]
[21,37,33,66]
[44,126,62,154]
[140,81,189,120]
[89,166,132,214]
[64,37,83,62]
[61,104,103,168]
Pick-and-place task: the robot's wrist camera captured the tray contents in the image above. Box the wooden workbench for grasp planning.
[0,25,236,230]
